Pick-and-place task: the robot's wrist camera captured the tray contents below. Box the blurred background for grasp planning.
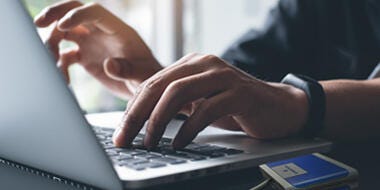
[23,0,278,113]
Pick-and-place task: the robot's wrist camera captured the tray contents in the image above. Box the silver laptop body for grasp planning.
[0,1,331,189]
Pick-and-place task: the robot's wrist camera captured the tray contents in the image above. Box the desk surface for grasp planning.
[1,112,379,189]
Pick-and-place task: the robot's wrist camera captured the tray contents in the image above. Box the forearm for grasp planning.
[320,79,380,141]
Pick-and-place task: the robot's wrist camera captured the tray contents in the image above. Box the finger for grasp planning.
[173,90,241,148]
[45,25,87,60]
[44,26,61,60]
[145,53,220,88]
[112,80,150,147]
[57,3,125,34]
[144,70,229,148]
[178,103,193,116]
[151,53,200,77]
[112,101,151,147]
[112,56,207,146]
[35,0,83,27]
[57,49,80,83]
[112,87,143,146]
[124,54,218,111]
[104,58,133,81]
[212,116,242,131]
[103,58,140,98]
[179,99,204,116]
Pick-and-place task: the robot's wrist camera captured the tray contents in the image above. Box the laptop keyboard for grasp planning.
[93,127,244,171]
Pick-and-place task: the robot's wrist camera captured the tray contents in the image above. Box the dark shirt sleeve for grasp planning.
[221,0,308,82]
[221,0,380,81]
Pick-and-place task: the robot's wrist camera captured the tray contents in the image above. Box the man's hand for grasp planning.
[34,0,162,98]
[113,53,309,149]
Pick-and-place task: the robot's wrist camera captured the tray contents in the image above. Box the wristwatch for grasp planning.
[281,73,326,138]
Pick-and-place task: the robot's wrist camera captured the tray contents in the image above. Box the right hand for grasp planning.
[34,0,163,98]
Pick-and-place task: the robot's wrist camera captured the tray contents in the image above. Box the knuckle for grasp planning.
[85,2,104,16]
[69,3,100,19]
[166,80,187,95]
[185,52,201,58]
[68,0,83,7]
[175,52,201,66]
[45,1,81,15]
[218,67,237,78]
[148,116,160,127]
[200,54,219,63]
[180,60,196,69]
[197,101,212,114]
[137,81,147,90]
[42,6,54,16]
[134,84,144,96]
[86,2,103,10]
[145,125,156,136]
[145,77,165,91]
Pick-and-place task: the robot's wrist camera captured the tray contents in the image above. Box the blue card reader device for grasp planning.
[259,153,358,190]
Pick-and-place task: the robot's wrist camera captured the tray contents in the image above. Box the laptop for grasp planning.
[0,1,331,189]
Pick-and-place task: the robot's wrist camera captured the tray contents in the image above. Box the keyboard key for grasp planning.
[132,139,143,146]
[103,144,116,149]
[118,154,133,161]
[124,162,166,171]
[151,145,176,155]
[125,165,146,171]
[220,148,244,155]
[119,149,146,156]
[190,156,207,161]
[112,148,126,152]
[166,151,207,161]
[136,133,145,139]
[93,126,245,170]
[96,135,107,140]
[147,162,167,168]
[185,143,209,150]
[122,158,149,166]
[208,152,226,158]
[105,150,119,157]
[160,137,172,143]
[183,145,234,157]
[150,157,186,165]
[100,128,114,132]
[135,153,162,160]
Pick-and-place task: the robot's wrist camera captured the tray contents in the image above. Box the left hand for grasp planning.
[34,1,162,99]
[113,53,308,149]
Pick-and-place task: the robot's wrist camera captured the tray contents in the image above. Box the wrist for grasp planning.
[288,84,309,132]
[270,82,309,135]
[280,74,326,138]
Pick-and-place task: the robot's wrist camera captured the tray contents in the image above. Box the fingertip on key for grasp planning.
[112,127,125,147]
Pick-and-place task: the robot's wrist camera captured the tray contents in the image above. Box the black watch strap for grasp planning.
[281,73,326,138]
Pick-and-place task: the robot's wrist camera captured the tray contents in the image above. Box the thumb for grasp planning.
[104,58,132,81]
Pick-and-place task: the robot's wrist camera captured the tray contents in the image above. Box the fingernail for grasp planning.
[113,126,121,137]
[112,127,122,144]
